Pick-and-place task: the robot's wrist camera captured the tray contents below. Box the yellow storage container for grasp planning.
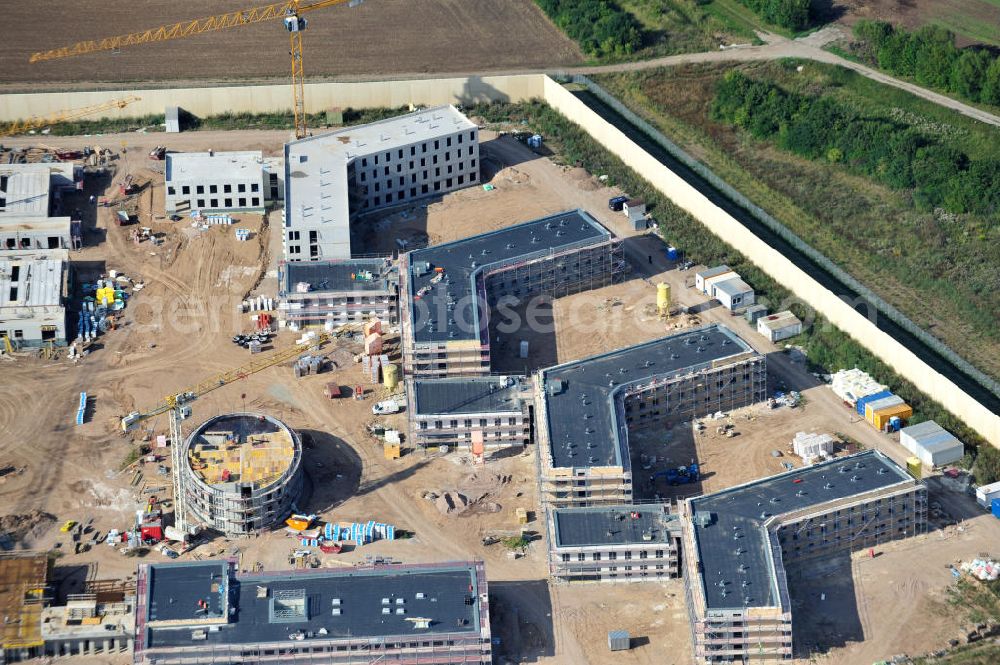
[872,403,913,431]
[656,282,671,315]
[906,456,922,479]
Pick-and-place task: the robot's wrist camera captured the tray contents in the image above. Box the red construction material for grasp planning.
[324,383,342,399]
[319,542,343,554]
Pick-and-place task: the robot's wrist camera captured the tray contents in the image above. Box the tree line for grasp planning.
[852,20,1000,107]
[737,0,812,31]
[534,0,643,59]
[711,70,1000,217]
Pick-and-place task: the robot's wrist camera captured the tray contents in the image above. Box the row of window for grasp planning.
[358,131,477,169]
[560,549,670,562]
[357,152,477,182]
[421,417,521,429]
[360,173,477,210]
[168,182,260,196]
[188,196,261,209]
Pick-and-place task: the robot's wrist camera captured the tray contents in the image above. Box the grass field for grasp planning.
[614,0,757,58]
[835,0,1000,48]
[0,0,583,86]
[594,60,1000,385]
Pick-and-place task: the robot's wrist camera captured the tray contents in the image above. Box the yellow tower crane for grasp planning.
[29,0,365,140]
[0,96,141,137]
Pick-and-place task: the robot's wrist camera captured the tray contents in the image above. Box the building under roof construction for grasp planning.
[133,560,491,665]
[181,413,304,537]
[400,209,624,377]
[681,450,926,663]
[535,324,765,508]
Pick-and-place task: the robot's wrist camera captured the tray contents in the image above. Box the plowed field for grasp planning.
[0,0,582,86]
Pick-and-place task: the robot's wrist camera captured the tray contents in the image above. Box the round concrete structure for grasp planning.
[181,412,303,537]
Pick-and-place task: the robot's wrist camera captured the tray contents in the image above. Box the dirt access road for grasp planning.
[0,0,582,86]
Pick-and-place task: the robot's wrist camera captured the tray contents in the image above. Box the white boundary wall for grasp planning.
[540,76,1000,446]
[0,75,543,121]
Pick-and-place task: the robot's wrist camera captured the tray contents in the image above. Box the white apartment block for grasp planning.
[165,151,274,214]
[283,105,479,261]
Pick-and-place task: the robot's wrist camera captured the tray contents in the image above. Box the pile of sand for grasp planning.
[0,510,56,544]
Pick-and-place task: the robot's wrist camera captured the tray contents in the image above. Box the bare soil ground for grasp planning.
[0,0,582,87]
[0,129,991,665]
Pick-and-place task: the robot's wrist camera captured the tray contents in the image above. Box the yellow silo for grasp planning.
[657,282,671,316]
[383,363,400,391]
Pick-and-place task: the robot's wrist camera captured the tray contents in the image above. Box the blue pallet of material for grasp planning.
[386,525,395,541]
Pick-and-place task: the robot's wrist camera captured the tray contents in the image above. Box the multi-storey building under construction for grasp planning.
[181,413,304,537]
[681,449,927,663]
[399,209,624,378]
[535,325,766,509]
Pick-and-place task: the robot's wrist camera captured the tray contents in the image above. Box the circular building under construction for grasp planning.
[182,412,304,537]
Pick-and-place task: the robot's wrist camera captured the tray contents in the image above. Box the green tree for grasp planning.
[981,57,1000,105]
[974,445,1000,485]
[950,49,992,99]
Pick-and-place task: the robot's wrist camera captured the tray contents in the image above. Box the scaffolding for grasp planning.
[0,553,49,659]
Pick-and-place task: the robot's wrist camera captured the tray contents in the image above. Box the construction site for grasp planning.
[0,6,997,662]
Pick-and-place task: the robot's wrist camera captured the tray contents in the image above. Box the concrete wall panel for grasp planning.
[0,75,543,122]
[541,76,999,445]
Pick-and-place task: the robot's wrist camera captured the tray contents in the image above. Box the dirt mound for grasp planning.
[430,488,503,517]
[0,510,56,544]
[434,491,470,515]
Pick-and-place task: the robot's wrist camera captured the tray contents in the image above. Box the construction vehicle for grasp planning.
[148,146,166,160]
[29,1,366,140]
[0,96,141,137]
[651,464,700,486]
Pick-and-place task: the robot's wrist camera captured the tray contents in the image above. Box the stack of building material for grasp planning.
[75,392,87,426]
[830,369,886,406]
[792,432,835,464]
[900,421,964,467]
[365,333,382,356]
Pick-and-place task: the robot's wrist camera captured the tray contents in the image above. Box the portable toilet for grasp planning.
[992,499,1000,520]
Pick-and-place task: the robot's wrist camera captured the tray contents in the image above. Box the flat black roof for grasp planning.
[144,562,483,648]
[413,376,525,415]
[553,504,680,548]
[147,562,229,623]
[541,325,756,469]
[406,210,610,344]
[282,258,393,295]
[689,450,914,611]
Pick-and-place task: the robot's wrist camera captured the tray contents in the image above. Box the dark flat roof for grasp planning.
[282,258,393,294]
[406,210,610,344]
[144,562,483,648]
[553,504,680,548]
[541,325,756,469]
[147,562,229,623]
[413,376,525,415]
[689,450,914,611]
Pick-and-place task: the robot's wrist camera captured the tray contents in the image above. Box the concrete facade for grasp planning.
[165,151,269,214]
[278,257,397,329]
[0,216,76,251]
[0,249,68,347]
[283,106,478,261]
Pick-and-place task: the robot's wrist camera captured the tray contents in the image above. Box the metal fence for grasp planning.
[572,74,1000,400]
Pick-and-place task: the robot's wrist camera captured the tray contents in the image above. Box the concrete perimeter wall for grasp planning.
[0,74,542,121]
[539,76,999,446]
